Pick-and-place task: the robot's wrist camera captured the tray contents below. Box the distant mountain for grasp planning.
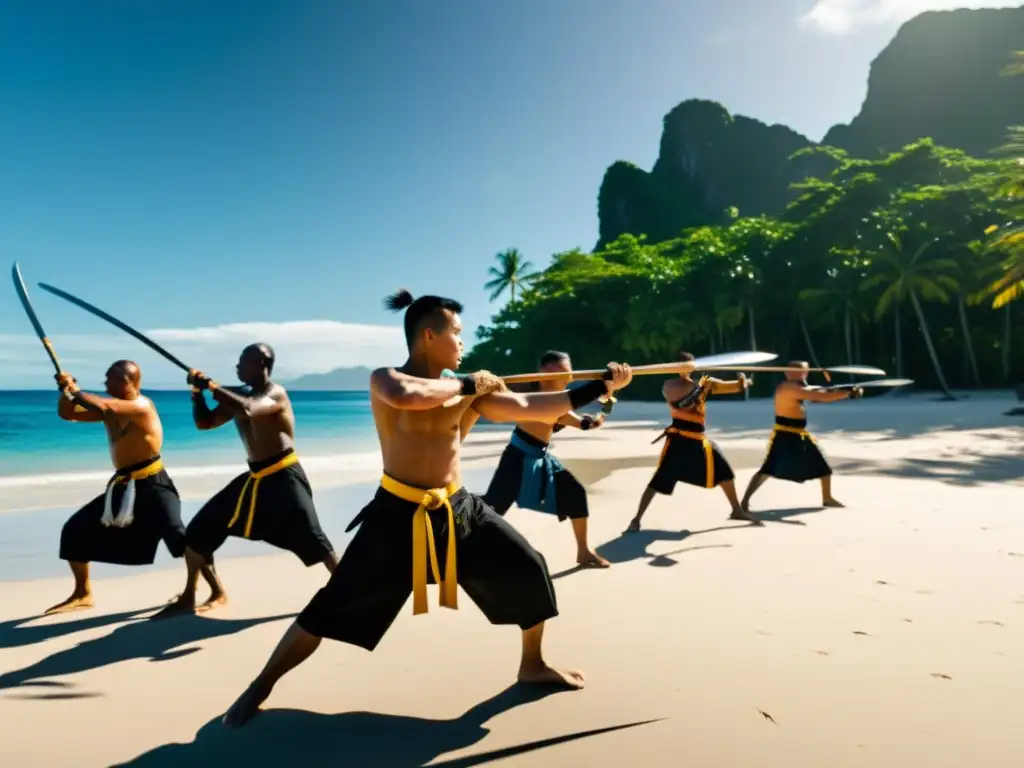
[284,366,372,391]
[596,6,1024,248]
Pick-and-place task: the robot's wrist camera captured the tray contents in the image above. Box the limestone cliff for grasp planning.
[824,7,1024,159]
[596,6,1024,248]
[596,101,812,248]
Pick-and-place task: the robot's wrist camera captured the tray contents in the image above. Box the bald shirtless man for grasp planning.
[47,361,185,614]
[739,360,863,512]
[627,350,757,532]
[221,290,632,728]
[483,350,612,569]
[154,343,337,618]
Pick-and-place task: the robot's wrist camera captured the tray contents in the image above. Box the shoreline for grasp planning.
[1,396,1021,582]
[2,395,1024,765]
[1,392,1020,516]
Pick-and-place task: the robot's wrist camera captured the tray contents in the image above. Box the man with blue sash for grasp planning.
[483,351,614,569]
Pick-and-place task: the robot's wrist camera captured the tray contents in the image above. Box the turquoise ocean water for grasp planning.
[0,389,500,583]
[0,389,381,480]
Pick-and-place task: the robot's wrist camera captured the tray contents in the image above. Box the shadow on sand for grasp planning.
[112,684,664,768]
[0,613,295,694]
[832,453,1024,487]
[550,524,754,580]
[753,506,829,526]
[0,607,161,650]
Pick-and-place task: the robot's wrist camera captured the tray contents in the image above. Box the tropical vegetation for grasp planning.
[466,132,1023,400]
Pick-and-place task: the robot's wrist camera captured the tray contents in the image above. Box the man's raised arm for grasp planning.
[796,384,860,403]
[191,387,234,430]
[371,368,485,410]
[709,374,750,396]
[473,364,632,424]
[188,370,287,420]
[55,373,151,420]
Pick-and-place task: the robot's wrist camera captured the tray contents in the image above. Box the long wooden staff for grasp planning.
[11,262,63,373]
[37,282,195,373]
[499,350,778,385]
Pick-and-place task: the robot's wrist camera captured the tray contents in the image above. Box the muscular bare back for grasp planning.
[104,397,163,469]
[372,390,473,490]
[228,383,296,463]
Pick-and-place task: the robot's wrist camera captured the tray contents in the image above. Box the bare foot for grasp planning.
[195,593,228,614]
[625,518,642,533]
[577,551,611,568]
[517,662,586,689]
[730,510,764,526]
[150,595,196,620]
[822,497,845,508]
[222,681,272,729]
[43,594,94,615]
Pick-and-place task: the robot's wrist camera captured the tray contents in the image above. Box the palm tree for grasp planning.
[986,126,1024,310]
[799,256,867,368]
[484,248,540,305]
[987,52,1024,388]
[862,231,959,399]
[952,243,987,387]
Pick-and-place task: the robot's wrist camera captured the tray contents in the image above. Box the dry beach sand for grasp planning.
[1,393,1023,767]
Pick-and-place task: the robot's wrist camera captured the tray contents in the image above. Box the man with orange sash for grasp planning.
[739,360,862,513]
[154,343,337,618]
[46,361,186,614]
[626,350,756,532]
[221,290,632,728]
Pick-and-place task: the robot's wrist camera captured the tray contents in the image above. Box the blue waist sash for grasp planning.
[510,432,563,515]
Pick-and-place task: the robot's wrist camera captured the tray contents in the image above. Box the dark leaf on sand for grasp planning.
[756,708,776,724]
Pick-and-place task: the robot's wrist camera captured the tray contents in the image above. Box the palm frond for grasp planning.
[874,282,901,320]
[992,280,1024,308]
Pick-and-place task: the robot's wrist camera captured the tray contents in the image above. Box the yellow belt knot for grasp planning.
[381,474,460,616]
[227,451,299,539]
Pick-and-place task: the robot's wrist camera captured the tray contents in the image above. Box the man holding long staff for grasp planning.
[222,289,633,727]
[11,264,186,614]
[627,350,758,532]
[32,280,337,617]
[156,343,338,617]
[740,361,863,512]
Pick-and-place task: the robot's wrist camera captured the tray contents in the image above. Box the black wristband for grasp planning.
[459,376,477,396]
[580,415,595,431]
[568,379,609,410]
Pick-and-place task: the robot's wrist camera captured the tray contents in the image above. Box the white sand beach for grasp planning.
[1,393,1023,766]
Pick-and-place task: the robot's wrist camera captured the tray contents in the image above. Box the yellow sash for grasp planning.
[381,474,460,616]
[110,457,164,485]
[763,423,817,461]
[663,424,714,488]
[773,424,811,437]
[227,452,299,539]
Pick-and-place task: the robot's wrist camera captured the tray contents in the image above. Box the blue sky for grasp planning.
[0,0,1015,388]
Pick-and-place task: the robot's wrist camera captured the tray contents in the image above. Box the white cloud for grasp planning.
[798,0,1021,35]
[0,320,406,389]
